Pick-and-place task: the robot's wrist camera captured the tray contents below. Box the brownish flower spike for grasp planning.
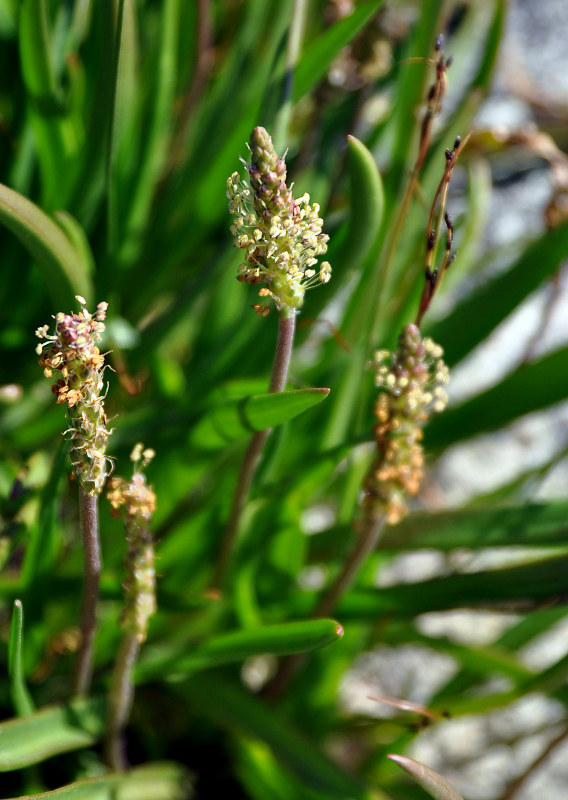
[36,296,112,495]
[364,325,449,525]
[107,444,157,643]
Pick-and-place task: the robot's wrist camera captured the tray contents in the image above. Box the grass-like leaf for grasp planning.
[8,600,35,718]
[0,698,105,771]
[138,618,344,680]
[0,182,93,305]
[191,388,330,449]
[3,762,190,800]
[388,754,464,800]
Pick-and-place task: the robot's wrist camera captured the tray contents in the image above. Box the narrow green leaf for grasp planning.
[332,553,568,620]
[22,440,68,590]
[8,600,35,718]
[388,755,464,800]
[182,674,376,799]
[387,0,443,186]
[54,210,96,279]
[119,0,180,267]
[139,618,344,680]
[4,762,190,800]
[107,0,140,259]
[0,182,93,305]
[334,135,385,276]
[468,0,506,93]
[19,0,62,111]
[380,502,568,551]
[236,737,326,800]
[68,1,115,227]
[191,388,330,450]
[385,622,531,685]
[425,220,568,367]
[0,0,16,36]
[0,697,105,771]
[427,346,568,451]
[293,0,385,101]
[18,0,77,209]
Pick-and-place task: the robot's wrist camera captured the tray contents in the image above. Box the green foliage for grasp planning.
[0,1,566,798]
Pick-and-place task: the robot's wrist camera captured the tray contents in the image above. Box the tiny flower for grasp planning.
[35,297,113,495]
[227,126,331,315]
[363,324,449,525]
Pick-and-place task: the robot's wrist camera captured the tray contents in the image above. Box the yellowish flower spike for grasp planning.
[364,324,449,525]
[227,126,331,315]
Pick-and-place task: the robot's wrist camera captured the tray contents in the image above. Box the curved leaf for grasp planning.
[182,674,376,800]
[336,135,385,279]
[388,755,464,800]
[0,183,93,305]
[293,0,385,101]
[380,502,568,551]
[8,600,35,718]
[333,553,568,620]
[3,762,190,800]
[191,388,330,450]
[139,618,343,680]
[0,698,105,771]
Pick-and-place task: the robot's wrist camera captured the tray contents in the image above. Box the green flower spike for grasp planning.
[36,296,112,495]
[364,324,449,525]
[227,126,331,315]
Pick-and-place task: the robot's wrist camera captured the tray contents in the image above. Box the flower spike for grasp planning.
[364,324,449,525]
[227,126,331,315]
[36,297,112,495]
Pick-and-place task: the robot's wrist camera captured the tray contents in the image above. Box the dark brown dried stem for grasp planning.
[371,40,451,342]
[73,489,102,697]
[211,313,296,589]
[416,131,471,327]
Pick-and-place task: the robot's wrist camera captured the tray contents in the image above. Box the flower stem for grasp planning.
[212,313,296,588]
[104,632,140,771]
[73,488,102,697]
[263,514,385,699]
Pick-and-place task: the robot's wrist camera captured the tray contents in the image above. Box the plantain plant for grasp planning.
[1,2,567,799]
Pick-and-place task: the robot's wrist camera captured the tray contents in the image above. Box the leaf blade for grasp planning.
[388,755,464,800]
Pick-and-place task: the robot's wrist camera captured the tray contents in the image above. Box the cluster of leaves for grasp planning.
[1,1,568,799]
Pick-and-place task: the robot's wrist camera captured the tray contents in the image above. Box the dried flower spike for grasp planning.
[364,324,449,525]
[36,296,112,495]
[107,444,157,643]
[227,126,331,315]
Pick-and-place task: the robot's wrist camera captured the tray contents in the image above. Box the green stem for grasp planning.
[212,313,296,588]
[264,514,385,698]
[73,489,102,697]
[105,633,140,771]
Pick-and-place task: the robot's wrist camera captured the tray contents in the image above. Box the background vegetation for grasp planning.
[1,0,568,798]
